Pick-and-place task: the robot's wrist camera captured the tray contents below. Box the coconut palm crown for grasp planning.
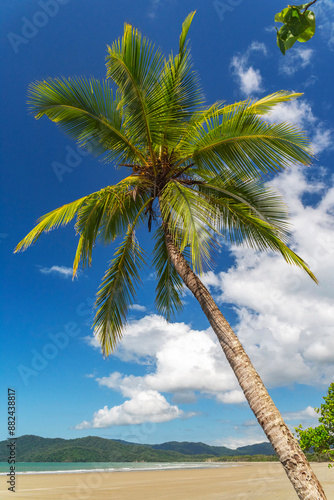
[15,12,316,356]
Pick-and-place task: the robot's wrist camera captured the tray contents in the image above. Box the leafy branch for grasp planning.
[295,383,334,468]
[275,2,318,55]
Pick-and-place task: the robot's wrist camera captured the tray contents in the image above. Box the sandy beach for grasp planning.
[1,463,333,499]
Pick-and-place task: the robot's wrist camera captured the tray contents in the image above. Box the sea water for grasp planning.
[0,461,230,475]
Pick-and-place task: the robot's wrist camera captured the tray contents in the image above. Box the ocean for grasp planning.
[0,461,230,475]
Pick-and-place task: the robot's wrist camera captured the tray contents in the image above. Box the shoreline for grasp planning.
[0,463,332,499]
[0,461,232,475]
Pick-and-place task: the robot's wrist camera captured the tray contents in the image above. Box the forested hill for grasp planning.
[151,440,275,456]
[0,435,275,462]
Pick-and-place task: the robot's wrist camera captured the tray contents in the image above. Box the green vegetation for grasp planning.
[151,440,275,456]
[1,435,326,464]
[0,435,189,463]
[211,454,279,463]
[295,383,334,467]
[0,435,276,463]
[275,2,317,54]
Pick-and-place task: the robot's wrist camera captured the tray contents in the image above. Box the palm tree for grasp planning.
[15,13,327,499]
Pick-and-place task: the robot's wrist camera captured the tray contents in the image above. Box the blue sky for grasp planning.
[1,0,333,449]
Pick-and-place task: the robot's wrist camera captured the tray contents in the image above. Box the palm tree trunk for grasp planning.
[164,230,327,500]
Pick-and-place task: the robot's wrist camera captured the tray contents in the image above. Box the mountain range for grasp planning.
[0,435,275,462]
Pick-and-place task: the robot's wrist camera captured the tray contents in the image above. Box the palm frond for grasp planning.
[73,176,149,276]
[152,227,184,320]
[179,11,196,55]
[153,12,204,150]
[14,194,90,253]
[28,77,146,165]
[225,209,317,283]
[160,180,218,273]
[202,91,304,124]
[175,92,309,166]
[196,177,317,282]
[106,23,164,167]
[93,200,151,355]
[247,91,303,115]
[179,106,312,179]
[197,173,292,238]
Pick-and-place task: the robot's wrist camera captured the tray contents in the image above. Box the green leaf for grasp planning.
[298,10,316,42]
[160,180,218,273]
[73,176,148,276]
[179,11,196,56]
[106,22,164,167]
[93,200,152,355]
[275,7,290,23]
[196,173,317,283]
[277,30,287,55]
[183,105,312,180]
[27,77,146,165]
[275,5,316,54]
[14,194,92,253]
[152,227,184,320]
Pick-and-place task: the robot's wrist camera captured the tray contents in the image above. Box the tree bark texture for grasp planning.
[164,231,327,500]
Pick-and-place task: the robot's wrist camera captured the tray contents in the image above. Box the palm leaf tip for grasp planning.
[284,248,318,284]
[179,11,196,54]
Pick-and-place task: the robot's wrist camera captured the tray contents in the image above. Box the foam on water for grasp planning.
[0,461,230,475]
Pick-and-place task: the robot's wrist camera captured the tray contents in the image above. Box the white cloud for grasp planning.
[279,48,314,76]
[39,265,73,278]
[75,390,185,429]
[203,166,334,389]
[214,435,267,450]
[265,99,316,129]
[129,304,147,312]
[81,314,245,429]
[314,0,334,50]
[283,406,318,421]
[311,127,333,155]
[230,42,267,95]
[265,98,333,155]
[200,271,221,289]
[94,315,238,398]
[249,42,268,56]
[216,390,246,404]
[84,335,100,350]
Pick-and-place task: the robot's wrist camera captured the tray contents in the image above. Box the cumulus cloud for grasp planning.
[283,406,318,421]
[81,314,243,429]
[265,99,316,129]
[230,42,267,95]
[216,390,246,404]
[279,48,314,76]
[202,166,334,388]
[76,390,185,429]
[265,98,333,155]
[94,316,238,398]
[39,265,73,278]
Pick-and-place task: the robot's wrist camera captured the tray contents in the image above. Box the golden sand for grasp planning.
[1,463,333,499]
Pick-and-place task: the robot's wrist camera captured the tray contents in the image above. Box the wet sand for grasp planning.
[1,463,333,499]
